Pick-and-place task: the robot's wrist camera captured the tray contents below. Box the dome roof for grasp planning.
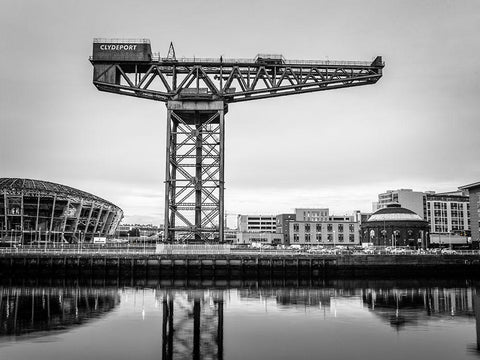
[367,203,423,222]
[0,178,117,208]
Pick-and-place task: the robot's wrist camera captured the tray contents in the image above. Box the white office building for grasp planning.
[237,215,277,233]
[236,214,280,245]
[374,189,426,219]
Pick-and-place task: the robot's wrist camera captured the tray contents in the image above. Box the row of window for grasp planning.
[293,223,355,233]
[292,233,356,243]
[427,202,469,210]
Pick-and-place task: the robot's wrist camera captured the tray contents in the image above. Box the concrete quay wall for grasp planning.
[1,253,480,278]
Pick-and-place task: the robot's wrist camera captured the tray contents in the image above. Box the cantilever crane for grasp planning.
[90,39,384,243]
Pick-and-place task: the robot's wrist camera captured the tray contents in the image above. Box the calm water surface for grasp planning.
[1,278,480,360]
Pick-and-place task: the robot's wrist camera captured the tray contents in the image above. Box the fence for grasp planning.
[155,244,232,255]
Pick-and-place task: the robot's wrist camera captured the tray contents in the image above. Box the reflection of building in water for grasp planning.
[0,286,119,337]
[157,290,224,360]
[238,288,362,309]
[362,288,475,329]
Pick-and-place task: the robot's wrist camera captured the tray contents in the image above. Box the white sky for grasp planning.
[1,0,479,226]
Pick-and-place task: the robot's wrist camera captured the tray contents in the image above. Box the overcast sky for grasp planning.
[1,0,479,226]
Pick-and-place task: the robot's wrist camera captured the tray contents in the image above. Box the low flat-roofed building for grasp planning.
[236,231,284,246]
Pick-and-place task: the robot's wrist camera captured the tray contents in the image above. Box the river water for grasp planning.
[0,278,479,360]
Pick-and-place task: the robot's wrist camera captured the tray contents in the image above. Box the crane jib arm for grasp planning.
[91,39,384,103]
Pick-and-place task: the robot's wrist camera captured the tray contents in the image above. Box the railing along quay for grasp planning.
[1,247,480,256]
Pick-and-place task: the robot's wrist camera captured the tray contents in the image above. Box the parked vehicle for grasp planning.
[390,248,406,255]
[441,248,457,255]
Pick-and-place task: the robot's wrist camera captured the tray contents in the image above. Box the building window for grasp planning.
[349,234,355,242]
[349,224,355,233]
[327,224,333,232]
[338,234,344,242]
[316,233,322,241]
[305,223,311,232]
[327,234,333,242]
[316,223,322,232]
[305,233,311,242]
[338,224,344,233]
[293,223,299,232]
[293,234,299,242]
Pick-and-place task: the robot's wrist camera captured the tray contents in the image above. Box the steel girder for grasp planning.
[164,101,225,243]
[91,57,384,103]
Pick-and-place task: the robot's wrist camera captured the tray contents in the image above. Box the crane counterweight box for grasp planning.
[92,38,152,62]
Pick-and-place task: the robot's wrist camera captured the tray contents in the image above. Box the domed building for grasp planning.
[362,203,429,249]
[0,178,123,244]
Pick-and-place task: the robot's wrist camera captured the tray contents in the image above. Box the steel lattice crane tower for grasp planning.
[90,39,384,243]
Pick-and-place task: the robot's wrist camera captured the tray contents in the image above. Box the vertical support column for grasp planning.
[72,200,83,238]
[3,192,8,239]
[92,206,104,237]
[83,203,95,242]
[48,195,57,243]
[61,200,71,243]
[35,193,40,242]
[219,108,225,243]
[164,108,174,243]
[195,114,203,242]
[20,193,24,245]
[164,101,227,243]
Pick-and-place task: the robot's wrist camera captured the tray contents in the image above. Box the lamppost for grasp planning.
[393,230,400,248]
[333,230,336,248]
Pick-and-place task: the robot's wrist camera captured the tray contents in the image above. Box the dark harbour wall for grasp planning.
[2,253,480,278]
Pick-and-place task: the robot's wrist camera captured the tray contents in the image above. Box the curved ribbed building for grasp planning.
[0,178,123,244]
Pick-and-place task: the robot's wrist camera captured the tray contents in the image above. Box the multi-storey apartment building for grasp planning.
[425,191,470,234]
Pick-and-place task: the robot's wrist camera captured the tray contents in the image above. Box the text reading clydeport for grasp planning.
[99,44,138,51]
